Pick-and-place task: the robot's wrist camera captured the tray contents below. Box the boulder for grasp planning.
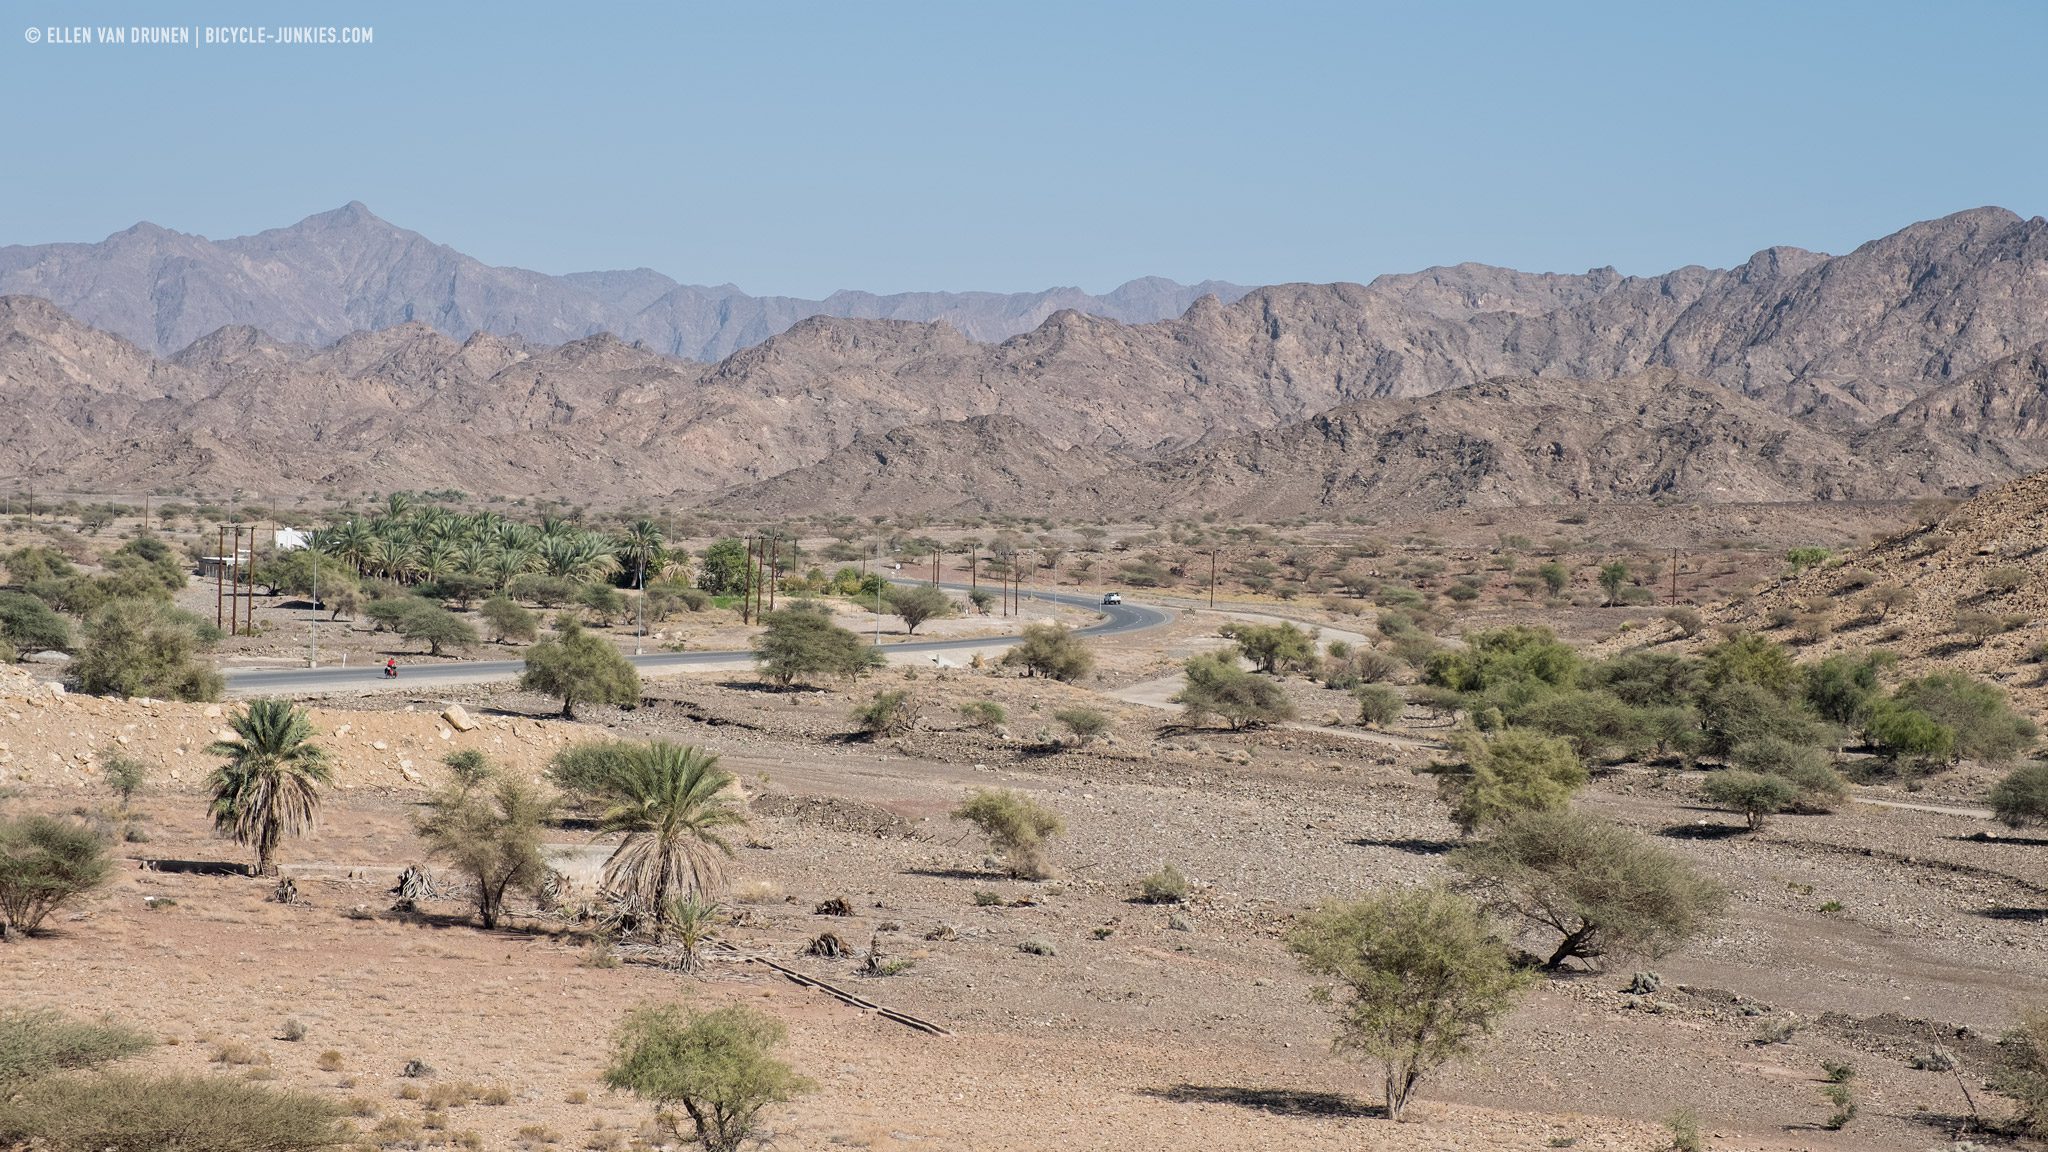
[442,704,478,731]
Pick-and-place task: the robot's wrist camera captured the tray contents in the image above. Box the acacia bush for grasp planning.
[0,592,71,653]
[0,816,113,937]
[1224,622,1316,675]
[1174,651,1295,730]
[1727,738,1848,810]
[1990,763,2048,828]
[953,788,1062,879]
[1453,809,1725,970]
[1893,673,2036,763]
[604,1003,811,1152]
[72,599,223,701]
[1000,623,1095,682]
[1701,770,1800,830]
[1992,1007,2048,1138]
[1422,730,1586,835]
[1355,684,1403,727]
[1053,707,1109,744]
[884,585,954,635]
[521,619,641,719]
[480,596,539,644]
[1288,886,1532,1121]
[415,756,555,929]
[546,740,638,810]
[751,605,883,688]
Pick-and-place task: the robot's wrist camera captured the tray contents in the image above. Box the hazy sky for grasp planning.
[3,1,2041,296]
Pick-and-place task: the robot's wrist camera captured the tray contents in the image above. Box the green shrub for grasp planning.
[1422,730,1586,835]
[506,573,580,607]
[480,596,539,644]
[1699,682,1827,757]
[394,600,479,656]
[1584,651,1705,709]
[1173,651,1295,730]
[1518,690,1654,763]
[1052,708,1109,744]
[72,599,223,701]
[0,1071,350,1152]
[1994,1007,2048,1137]
[0,816,114,936]
[954,788,1061,879]
[1990,763,2048,828]
[1702,632,1801,696]
[603,1003,811,1152]
[1728,738,1848,810]
[1138,864,1189,904]
[520,619,640,720]
[957,700,1007,730]
[0,1010,150,1086]
[1355,684,1403,727]
[1288,886,1532,1121]
[1865,702,1956,768]
[415,765,555,930]
[751,604,883,688]
[999,623,1095,682]
[851,691,919,739]
[1700,771,1800,830]
[0,592,72,652]
[1223,622,1316,675]
[1893,673,2036,763]
[545,740,637,809]
[884,585,955,635]
[1453,808,1725,970]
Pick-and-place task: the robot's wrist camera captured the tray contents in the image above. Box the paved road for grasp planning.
[222,585,1171,696]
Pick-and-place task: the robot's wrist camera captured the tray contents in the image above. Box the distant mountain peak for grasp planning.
[0,206,1244,358]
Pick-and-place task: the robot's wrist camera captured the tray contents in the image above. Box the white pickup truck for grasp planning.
[1100,592,1122,605]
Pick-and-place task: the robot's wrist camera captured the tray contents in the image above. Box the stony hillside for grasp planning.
[700,415,1123,518]
[0,203,1246,359]
[10,207,2048,512]
[1711,468,2048,707]
[1043,372,1912,519]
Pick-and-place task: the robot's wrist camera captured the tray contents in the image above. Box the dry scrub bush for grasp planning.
[604,1003,812,1152]
[0,815,113,937]
[1288,886,1531,1121]
[1138,864,1189,904]
[1454,809,1725,970]
[0,1010,150,1087]
[953,789,1062,879]
[851,691,919,738]
[0,1072,349,1152]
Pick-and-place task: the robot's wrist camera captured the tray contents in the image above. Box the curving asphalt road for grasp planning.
[221,584,1170,697]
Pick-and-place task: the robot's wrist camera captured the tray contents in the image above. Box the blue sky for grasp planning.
[2,1,2041,296]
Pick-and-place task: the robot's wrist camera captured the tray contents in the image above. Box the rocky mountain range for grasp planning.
[6,205,2048,517]
[0,202,1248,359]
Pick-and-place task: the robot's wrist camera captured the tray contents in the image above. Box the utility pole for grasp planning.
[1670,547,1680,605]
[767,532,778,612]
[1210,549,1218,608]
[741,536,755,625]
[310,548,319,668]
[969,550,977,595]
[245,526,254,636]
[873,544,883,648]
[215,526,225,632]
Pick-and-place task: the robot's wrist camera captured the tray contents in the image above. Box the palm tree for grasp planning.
[617,518,667,588]
[206,699,332,876]
[599,742,746,940]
